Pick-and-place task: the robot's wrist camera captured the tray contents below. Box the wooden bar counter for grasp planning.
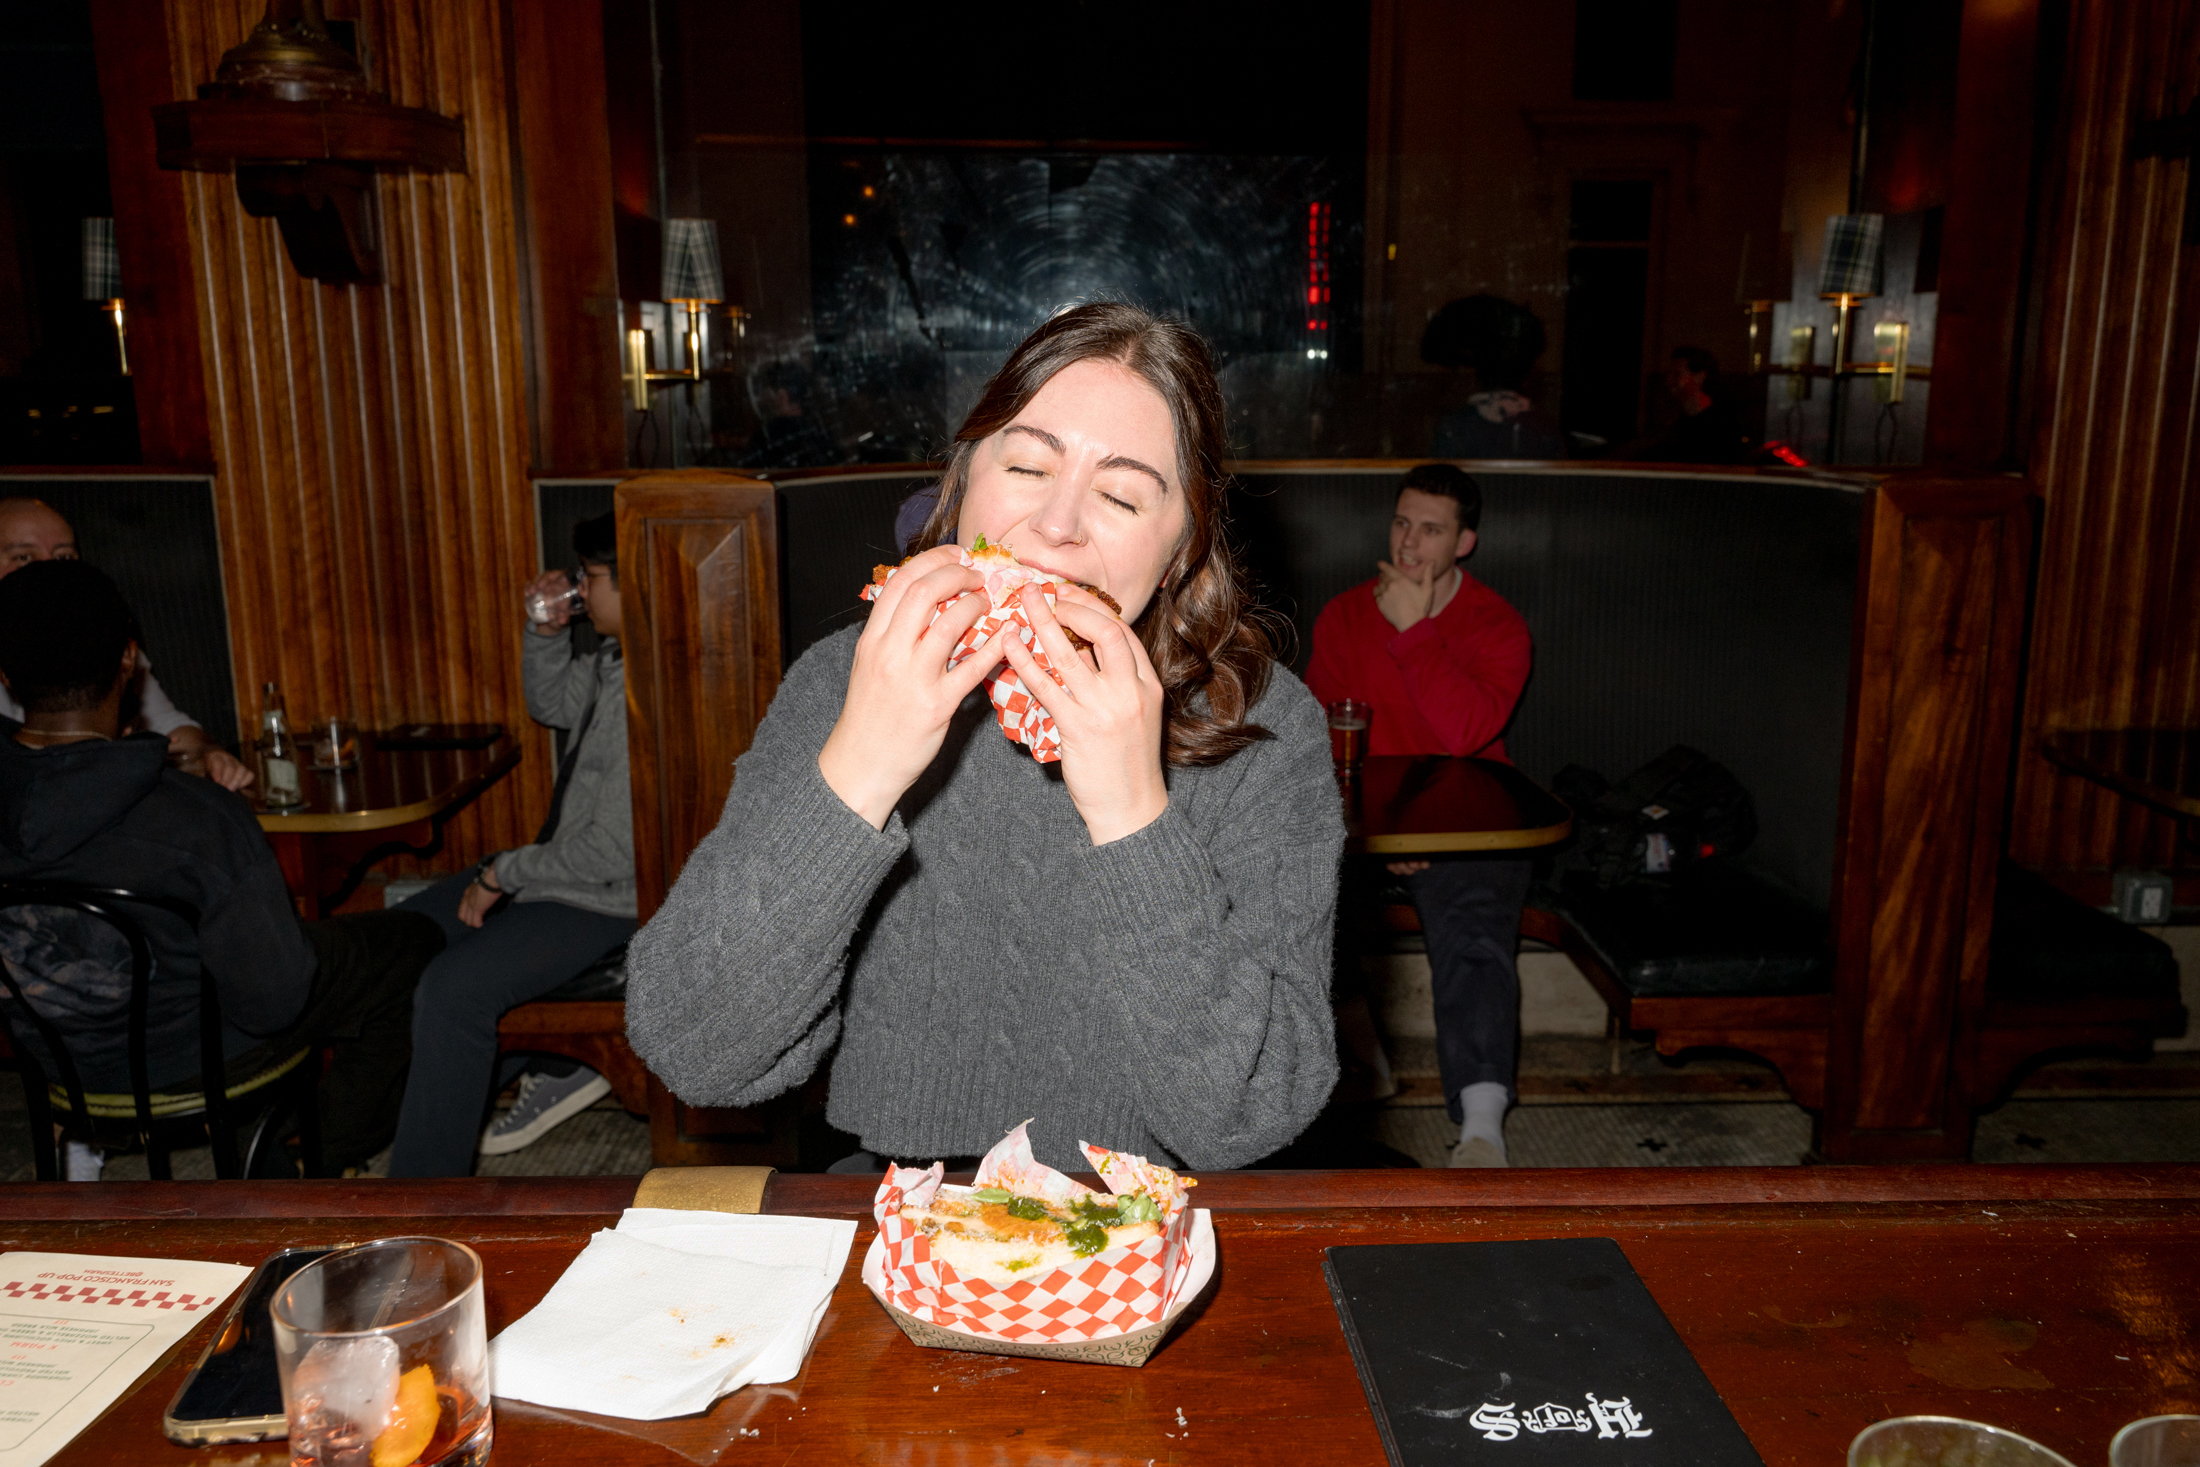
[9,1167,2196,1465]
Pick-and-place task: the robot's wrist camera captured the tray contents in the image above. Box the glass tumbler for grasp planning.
[524,570,586,627]
[1326,698,1371,778]
[271,1237,491,1467]
[311,718,360,770]
[2112,1416,2200,1467]
[1849,1416,2077,1467]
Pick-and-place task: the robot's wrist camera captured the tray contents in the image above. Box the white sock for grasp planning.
[1458,1082,1509,1160]
[64,1140,104,1183]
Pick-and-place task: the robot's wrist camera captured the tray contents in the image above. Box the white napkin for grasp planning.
[490,1208,855,1420]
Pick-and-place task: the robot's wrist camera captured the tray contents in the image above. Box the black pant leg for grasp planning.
[385,900,635,1178]
[290,911,445,1165]
[1408,857,1532,1122]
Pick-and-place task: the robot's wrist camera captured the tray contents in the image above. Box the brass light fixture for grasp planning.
[153,0,465,286]
[1785,325,1816,402]
[1734,230,1791,375]
[1873,320,1910,404]
[1817,213,1883,382]
[1817,213,1882,457]
[208,0,374,100]
[81,217,127,376]
[623,219,734,411]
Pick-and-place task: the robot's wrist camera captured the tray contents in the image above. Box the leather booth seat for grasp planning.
[1988,863,2178,1001]
[1541,864,1833,999]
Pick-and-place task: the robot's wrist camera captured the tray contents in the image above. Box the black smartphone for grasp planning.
[162,1246,334,1445]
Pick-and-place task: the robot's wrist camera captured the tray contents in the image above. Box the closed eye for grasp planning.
[1100,492,1137,512]
[1007,464,1047,477]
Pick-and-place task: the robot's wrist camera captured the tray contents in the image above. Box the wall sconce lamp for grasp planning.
[623,218,731,411]
[1817,212,1883,386]
[82,218,127,376]
[1743,302,1776,375]
[1786,325,1816,401]
[1734,230,1791,375]
[1873,320,1910,404]
[1750,216,1931,459]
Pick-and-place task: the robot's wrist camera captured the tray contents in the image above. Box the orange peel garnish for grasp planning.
[370,1364,438,1467]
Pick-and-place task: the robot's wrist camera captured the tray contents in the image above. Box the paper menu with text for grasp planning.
[0,1252,250,1467]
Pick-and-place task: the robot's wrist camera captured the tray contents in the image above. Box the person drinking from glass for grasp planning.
[386,513,636,1175]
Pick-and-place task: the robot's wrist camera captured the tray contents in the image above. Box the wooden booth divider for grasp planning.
[618,472,798,1165]
[1822,475,2034,1160]
[616,472,784,920]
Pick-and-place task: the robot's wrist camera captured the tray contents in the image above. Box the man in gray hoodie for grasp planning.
[386,513,636,1176]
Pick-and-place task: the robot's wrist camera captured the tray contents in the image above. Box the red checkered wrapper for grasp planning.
[859,538,1113,764]
[868,1123,1199,1345]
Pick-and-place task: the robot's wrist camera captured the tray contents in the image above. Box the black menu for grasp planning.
[1324,1238,1764,1467]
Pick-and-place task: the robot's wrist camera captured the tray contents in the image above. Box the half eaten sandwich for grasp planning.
[899,1184,1166,1287]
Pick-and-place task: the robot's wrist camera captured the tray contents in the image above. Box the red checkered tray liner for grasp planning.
[866,1128,1198,1345]
[860,543,1094,764]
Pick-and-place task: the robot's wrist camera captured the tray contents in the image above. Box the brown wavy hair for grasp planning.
[912,302,1274,766]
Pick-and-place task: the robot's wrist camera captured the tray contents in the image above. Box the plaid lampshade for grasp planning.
[1734,229,1792,303]
[1817,213,1884,298]
[81,217,120,301]
[661,218,723,303]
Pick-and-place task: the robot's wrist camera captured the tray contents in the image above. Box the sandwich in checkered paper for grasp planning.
[859,536,1123,764]
[868,1122,1201,1345]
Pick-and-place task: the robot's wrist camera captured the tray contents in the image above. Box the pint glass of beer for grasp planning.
[1326,699,1370,778]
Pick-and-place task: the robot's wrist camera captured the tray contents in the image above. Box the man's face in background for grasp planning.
[1389,488,1474,576]
[581,560,623,638]
[0,501,77,578]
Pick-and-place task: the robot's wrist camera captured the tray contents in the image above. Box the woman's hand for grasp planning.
[818,545,997,829]
[999,584,1168,845]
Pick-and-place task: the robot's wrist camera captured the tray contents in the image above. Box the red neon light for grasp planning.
[1305,202,1333,350]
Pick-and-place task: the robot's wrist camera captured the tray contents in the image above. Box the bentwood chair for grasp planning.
[0,880,322,1180]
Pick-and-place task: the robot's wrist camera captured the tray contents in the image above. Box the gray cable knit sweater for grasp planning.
[625,625,1344,1172]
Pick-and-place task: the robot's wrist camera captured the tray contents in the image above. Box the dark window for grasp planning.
[1568,180,1655,243]
[0,0,137,465]
[1562,180,1657,446]
[1572,0,1678,103]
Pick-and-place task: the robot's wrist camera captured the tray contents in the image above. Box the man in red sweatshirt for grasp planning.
[1307,463,1532,1167]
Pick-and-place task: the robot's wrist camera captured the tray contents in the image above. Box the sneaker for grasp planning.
[1448,1135,1508,1168]
[479,1068,613,1156]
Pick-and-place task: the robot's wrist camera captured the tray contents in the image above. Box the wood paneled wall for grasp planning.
[157,0,552,862]
[2008,0,2200,876]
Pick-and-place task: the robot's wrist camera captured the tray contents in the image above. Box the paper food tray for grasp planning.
[862,1209,1216,1368]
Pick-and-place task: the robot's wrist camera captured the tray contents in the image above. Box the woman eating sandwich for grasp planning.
[625,302,1343,1172]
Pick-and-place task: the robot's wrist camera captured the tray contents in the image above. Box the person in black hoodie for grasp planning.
[0,559,444,1173]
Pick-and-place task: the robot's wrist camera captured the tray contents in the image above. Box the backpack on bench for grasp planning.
[1553,745,1758,888]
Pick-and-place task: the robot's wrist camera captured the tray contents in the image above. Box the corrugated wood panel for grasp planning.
[163,0,551,865]
[2011,0,2200,873]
